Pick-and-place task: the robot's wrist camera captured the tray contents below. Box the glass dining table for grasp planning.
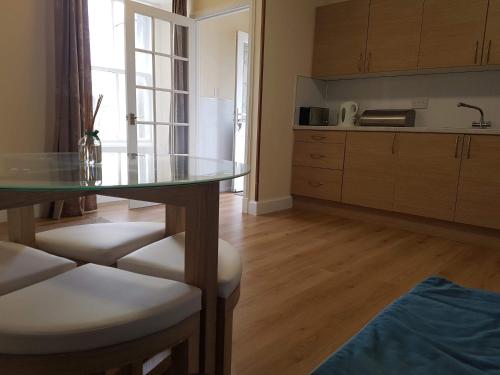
[0,152,249,375]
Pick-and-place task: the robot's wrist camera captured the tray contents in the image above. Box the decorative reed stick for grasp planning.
[91,94,104,129]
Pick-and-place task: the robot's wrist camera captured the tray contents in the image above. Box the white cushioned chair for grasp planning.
[118,232,242,375]
[0,240,76,296]
[36,222,165,266]
[0,263,201,375]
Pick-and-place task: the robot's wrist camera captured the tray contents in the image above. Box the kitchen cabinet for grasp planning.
[312,0,370,77]
[293,142,345,170]
[292,166,343,202]
[483,0,500,65]
[365,0,424,73]
[394,133,463,221]
[418,0,489,69]
[455,135,500,230]
[342,132,397,211]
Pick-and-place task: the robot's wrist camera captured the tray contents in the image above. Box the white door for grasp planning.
[125,0,196,207]
[232,31,249,192]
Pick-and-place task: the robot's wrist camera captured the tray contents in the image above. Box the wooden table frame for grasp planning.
[0,181,220,375]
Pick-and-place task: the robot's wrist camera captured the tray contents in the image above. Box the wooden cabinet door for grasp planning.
[312,0,370,77]
[455,136,500,230]
[342,132,396,211]
[394,133,463,221]
[292,166,343,202]
[365,0,424,73]
[418,0,488,69]
[483,0,500,65]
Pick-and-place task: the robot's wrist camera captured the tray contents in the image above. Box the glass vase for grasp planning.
[78,130,102,165]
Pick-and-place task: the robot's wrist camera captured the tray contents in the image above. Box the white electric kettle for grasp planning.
[338,102,359,127]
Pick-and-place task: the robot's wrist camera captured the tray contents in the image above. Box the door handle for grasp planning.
[474,41,479,64]
[391,133,398,155]
[308,181,324,188]
[311,135,326,141]
[454,135,460,158]
[126,113,138,126]
[487,40,492,64]
[310,153,326,160]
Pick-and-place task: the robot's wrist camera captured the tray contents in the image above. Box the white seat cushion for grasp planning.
[36,222,165,266]
[0,241,76,296]
[0,264,201,355]
[118,232,242,298]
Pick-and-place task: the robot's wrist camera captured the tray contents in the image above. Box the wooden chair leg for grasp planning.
[188,328,200,375]
[216,298,234,375]
[170,340,189,375]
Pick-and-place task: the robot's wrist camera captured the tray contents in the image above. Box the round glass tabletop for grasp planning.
[0,153,250,191]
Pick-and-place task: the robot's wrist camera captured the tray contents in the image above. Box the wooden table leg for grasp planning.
[7,206,36,247]
[184,182,219,375]
[165,204,186,236]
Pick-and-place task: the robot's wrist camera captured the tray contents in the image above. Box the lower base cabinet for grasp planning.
[455,135,500,230]
[292,166,342,202]
[394,133,463,221]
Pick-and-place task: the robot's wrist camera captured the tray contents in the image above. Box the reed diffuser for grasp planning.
[79,94,103,164]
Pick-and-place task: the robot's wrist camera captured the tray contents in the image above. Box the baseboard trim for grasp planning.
[293,196,500,249]
[248,196,293,216]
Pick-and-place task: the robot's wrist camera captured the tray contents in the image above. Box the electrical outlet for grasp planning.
[412,97,429,109]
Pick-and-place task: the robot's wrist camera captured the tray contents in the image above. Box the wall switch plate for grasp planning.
[412,97,429,109]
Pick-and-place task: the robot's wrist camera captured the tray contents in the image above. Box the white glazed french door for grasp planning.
[124,1,196,208]
[125,0,196,156]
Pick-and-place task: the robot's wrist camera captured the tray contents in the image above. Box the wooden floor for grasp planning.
[2,194,500,375]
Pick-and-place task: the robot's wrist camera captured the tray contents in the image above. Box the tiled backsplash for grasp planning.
[295,71,500,129]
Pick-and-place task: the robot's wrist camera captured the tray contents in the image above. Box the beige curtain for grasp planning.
[54,0,97,217]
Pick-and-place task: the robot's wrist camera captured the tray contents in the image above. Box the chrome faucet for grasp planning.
[457,102,491,128]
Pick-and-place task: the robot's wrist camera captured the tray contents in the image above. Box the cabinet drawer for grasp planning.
[293,142,345,170]
[294,130,346,144]
[292,166,342,202]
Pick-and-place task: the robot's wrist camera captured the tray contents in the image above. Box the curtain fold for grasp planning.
[173,0,189,157]
[54,0,96,217]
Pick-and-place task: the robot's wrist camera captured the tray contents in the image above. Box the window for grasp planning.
[89,0,127,151]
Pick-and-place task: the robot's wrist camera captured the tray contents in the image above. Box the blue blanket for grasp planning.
[313,277,500,375]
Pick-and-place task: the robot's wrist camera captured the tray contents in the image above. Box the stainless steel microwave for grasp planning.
[299,107,330,126]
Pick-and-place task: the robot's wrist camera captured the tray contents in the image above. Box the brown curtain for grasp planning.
[54,0,97,217]
[173,0,189,156]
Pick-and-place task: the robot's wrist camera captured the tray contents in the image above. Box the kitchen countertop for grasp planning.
[293,125,500,135]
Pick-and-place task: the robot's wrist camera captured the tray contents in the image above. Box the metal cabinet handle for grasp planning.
[391,133,397,155]
[467,136,472,159]
[454,135,460,158]
[311,135,326,141]
[487,40,492,64]
[310,153,325,160]
[308,181,324,188]
[474,41,479,64]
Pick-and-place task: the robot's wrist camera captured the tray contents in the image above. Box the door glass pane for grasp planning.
[174,25,188,58]
[135,51,153,86]
[174,59,188,91]
[136,88,154,122]
[155,55,172,89]
[155,19,172,55]
[135,14,152,51]
[156,91,172,123]
[156,125,188,154]
[174,93,188,123]
[137,124,155,154]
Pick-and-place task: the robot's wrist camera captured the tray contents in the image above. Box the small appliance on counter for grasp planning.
[338,102,359,127]
[299,107,330,126]
[358,109,416,127]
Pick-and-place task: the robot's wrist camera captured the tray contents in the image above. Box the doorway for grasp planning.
[194,9,251,193]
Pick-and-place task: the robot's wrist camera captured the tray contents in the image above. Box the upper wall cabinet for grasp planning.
[483,0,500,65]
[312,0,370,78]
[418,0,489,69]
[365,0,424,73]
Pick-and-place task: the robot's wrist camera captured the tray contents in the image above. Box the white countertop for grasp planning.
[293,125,500,135]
